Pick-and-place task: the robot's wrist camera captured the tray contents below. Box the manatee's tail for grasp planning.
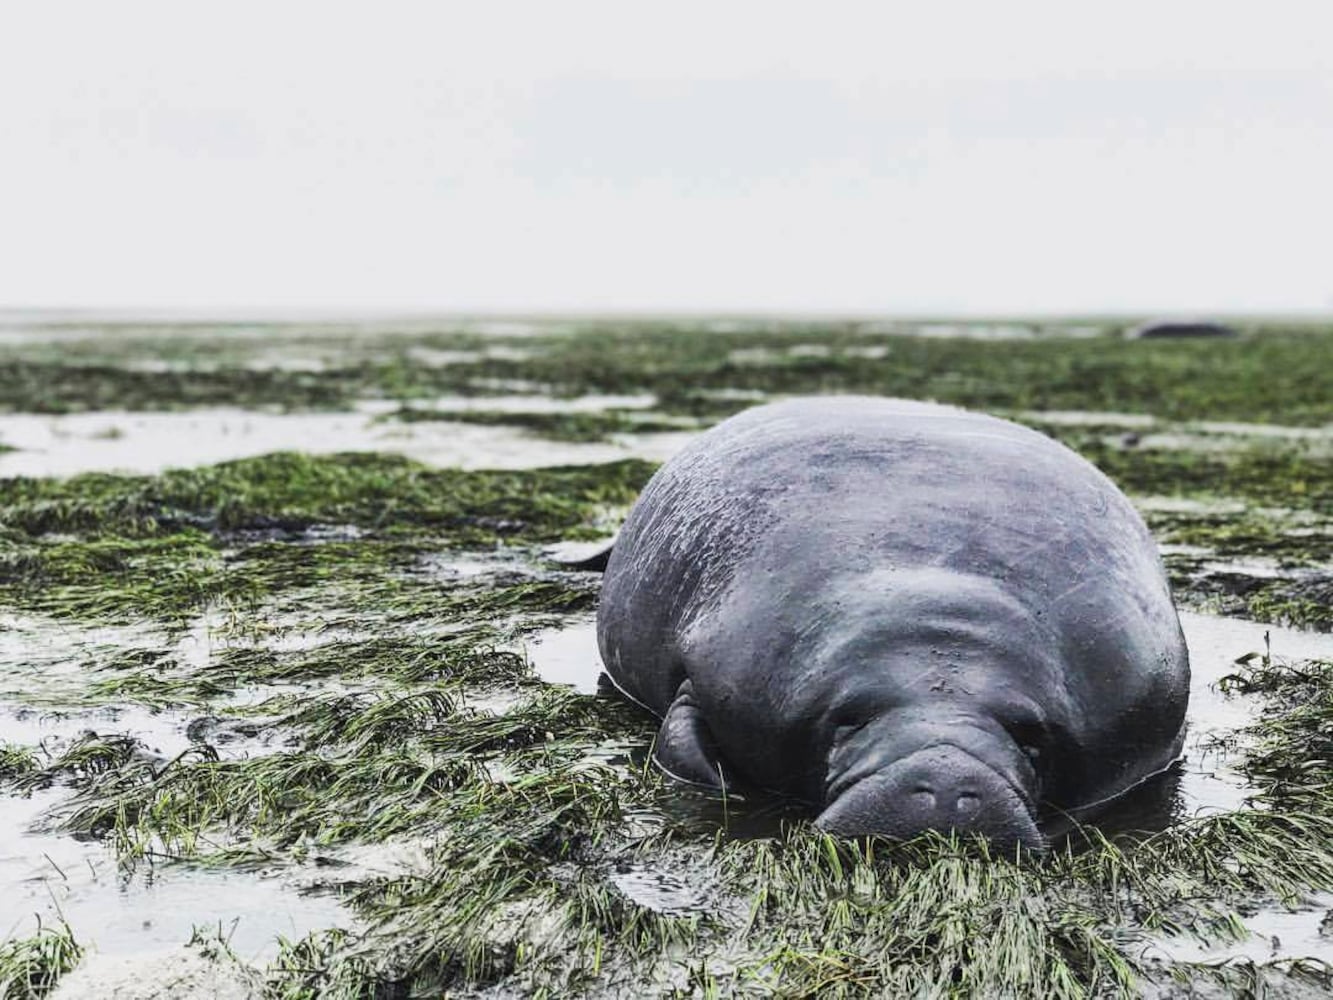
[544,538,616,572]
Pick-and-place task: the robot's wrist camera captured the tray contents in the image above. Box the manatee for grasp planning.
[595,397,1190,850]
[1123,319,1236,339]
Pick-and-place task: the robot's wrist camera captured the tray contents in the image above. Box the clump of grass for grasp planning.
[652,387,768,419]
[1147,508,1333,567]
[347,763,642,991]
[0,452,654,541]
[1170,563,1333,632]
[0,922,82,1000]
[0,454,643,625]
[0,744,37,782]
[210,632,531,692]
[53,686,643,859]
[266,929,386,1000]
[1244,581,1333,632]
[1079,440,1333,516]
[1221,656,1333,807]
[11,733,156,795]
[0,532,250,623]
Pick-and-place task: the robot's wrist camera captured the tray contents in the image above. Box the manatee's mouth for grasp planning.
[827,735,1038,811]
[816,744,1044,851]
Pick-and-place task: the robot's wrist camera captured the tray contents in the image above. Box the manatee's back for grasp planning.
[596,396,1188,763]
[597,401,792,712]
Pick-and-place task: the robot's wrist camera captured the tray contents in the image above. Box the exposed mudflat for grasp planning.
[2,315,1332,998]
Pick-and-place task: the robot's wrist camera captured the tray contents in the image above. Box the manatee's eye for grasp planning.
[1000,718,1047,765]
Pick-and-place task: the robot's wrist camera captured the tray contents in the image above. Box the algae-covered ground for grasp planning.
[1,315,1332,998]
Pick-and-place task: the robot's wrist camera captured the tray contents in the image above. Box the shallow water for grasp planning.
[0,790,347,963]
[524,610,1333,942]
[395,392,655,414]
[0,609,363,962]
[523,616,602,694]
[1174,612,1333,818]
[0,401,691,477]
[914,322,1040,340]
[1149,892,1333,967]
[608,862,710,915]
[1022,410,1160,429]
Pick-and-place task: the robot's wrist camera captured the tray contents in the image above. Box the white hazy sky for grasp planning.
[2,1,1331,315]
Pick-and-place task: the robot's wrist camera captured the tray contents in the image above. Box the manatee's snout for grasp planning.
[815,745,1043,851]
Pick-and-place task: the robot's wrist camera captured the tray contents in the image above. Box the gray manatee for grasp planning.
[596,397,1189,849]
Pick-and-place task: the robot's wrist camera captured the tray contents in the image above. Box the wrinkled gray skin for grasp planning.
[597,398,1190,850]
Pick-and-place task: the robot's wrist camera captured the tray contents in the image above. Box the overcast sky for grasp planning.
[2,1,1330,315]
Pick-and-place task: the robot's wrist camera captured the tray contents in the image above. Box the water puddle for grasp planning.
[0,790,347,963]
[0,615,173,705]
[1130,425,1333,457]
[1134,432,1262,454]
[0,402,696,477]
[414,552,517,582]
[914,323,1038,340]
[608,863,709,915]
[1136,496,1249,516]
[1193,420,1333,441]
[0,608,379,962]
[403,347,485,367]
[1148,893,1333,968]
[523,616,602,694]
[391,393,655,415]
[843,345,890,359]
[1023,411,1333,447]
[0,700,293,766]
[727,348,782,365]
[1023,410,1160,429]
[1173,612,1333,817]
[1198,558,1321,581]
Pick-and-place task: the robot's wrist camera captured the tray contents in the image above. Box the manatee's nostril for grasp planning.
[910,788,936,809]
[955,792,981,817]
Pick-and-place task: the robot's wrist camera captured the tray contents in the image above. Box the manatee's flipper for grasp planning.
[544,538,616,572]
[654,680,727,789]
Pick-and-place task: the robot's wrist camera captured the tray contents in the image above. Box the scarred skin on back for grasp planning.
[596,397,1190,849]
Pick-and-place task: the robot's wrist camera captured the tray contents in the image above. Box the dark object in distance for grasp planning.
[1123,319,1237,339]
[595,397,1190,851]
